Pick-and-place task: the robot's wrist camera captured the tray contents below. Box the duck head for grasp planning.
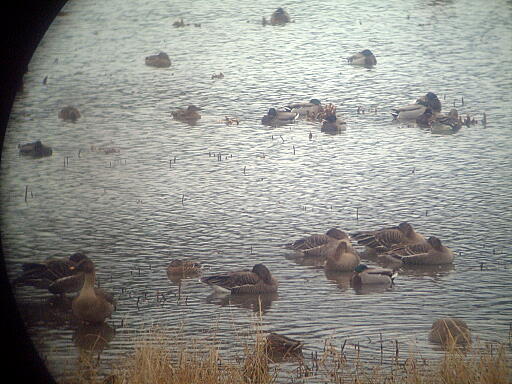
[326,228,348,240]
[398,222,413,235]
[252,263,272,283]
[361,49,374,57]
[71,258,95,274]
[426,92,442,112]
[448,109,459,119]
[427,236,443,250]
[267,108,278,117]
[309,99,321,105]
[354,264,369,273]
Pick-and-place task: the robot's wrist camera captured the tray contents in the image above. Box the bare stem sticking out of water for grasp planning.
[24,185,28,202]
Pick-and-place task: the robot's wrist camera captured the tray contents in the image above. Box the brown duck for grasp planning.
[201,263,277,294]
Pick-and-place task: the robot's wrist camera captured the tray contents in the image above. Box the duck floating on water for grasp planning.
[18,140,53,158]
[59,106,81,122]
[386,236,454,265]
[351,222,426,254]
[265,333,303,360]
[285,228,349,251]
[263,7,291,26]
[145,52,171,68]
[201,263,278,294]
[166,259,202,277]
[429,317,471,347]
[431,109,462,134]
[347,49,377,67]
[350,264,397,287]
[320,104,346,133]
[284,99,323,117]
[324,241,361,272]
[261,107,298,126]
[391,92,442,120]
[172,105,201,124]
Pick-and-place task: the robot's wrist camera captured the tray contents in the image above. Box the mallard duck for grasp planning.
[71,258,115,324]
[171,105,201,123]
[145,51,171,68]
[166,259,202,277]
[58,106,81,122]
[347,49,377,67]
[201,263,278,294]
[321,114,347,133]
[324,241,360,272]
[285,228,349,251]
[350,264,397,286]
[265,333,303,360]
[391,92,442,120]
[429,317,471,346]
[284,99,323,116]
[351,222,426,254]
[18,140,52,158]
[13,252,88,296]
[261,108,298,126]
[431,109,462,134]
[415,107,436,127]
[172,18,186,28]
[389,236,454,265]
[269,7,291,25]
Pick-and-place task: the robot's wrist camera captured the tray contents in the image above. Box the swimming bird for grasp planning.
[145,51,171,68]
[351,222,426,254]
[13,252,88,296]
[201,263,277,294]
[387,236,454,265]
[324,241,361,272]
[285,228,349,251]
[268,7,291,25]
[350,264,397,286]
[415,107,436,127]
[391,92,442,120]
[18,140,53,158]
[347,49,377,67]
[71,258,115,324]
[261,108,298,126]
[284,99,323,117]
[171,105,201,123]
[265,333,303,360]
[429,317,471,346]
[431,109,462,134]
[321,114,347,133]
[166,259,202,277]
[58,106,81,122]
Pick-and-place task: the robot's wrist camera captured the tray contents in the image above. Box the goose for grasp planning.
[145,51,171,68]
[431,109,462,134]
[350,264,397,286]
[391,92,442,120]
[324,241,360,272]
[429,317,471,346]
[269,7,291,25]
[285,228,349,251]
[347,49,377,67]
[261,108,298,126]
[388,236,454,265]
[351,222,426,254]
[166,259,202,277]
[18,140,52,158]
[71,258,115,324]
[171,105,201,123]
[201,263,277,294]
[58,106,81,122]
[265,333,303,360]
[284,99,323,116]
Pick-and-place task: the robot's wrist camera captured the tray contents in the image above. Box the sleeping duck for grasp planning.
[321,114,347,133]
[324,241,360,272]
[285,228,349,251]
[415,107,436,127]
[172,105,201,123]
[351,222,426,254]
[391,92,442,120]
[347,49,377,67]
[201,263,278,294]
[284,99,323,117]
[145,52,171,68]
[429,317,471,347]
[350,264,397,286]
[431,109,462,134]
[261,108,298,126]
[266,7,291,26]
[166,259,202,277]
[386,236,454,265]
[18,140,52,158]
[59,106,81,122]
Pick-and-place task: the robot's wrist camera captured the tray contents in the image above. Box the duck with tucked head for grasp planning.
[351,222,426,254]
[347,49,377,67]
[284,99,323,117]
[350,264,397,287]
[429,317,471,347]
[18,140,53,158]
[431,109,462,134]
[201,263,278,294]
[391,92,442,120]
[261,108,298,126]
[145,51,171,68]
[324,241,360,272]
[166,259,202,277]
[71,258,115,324]
[172,105,201,124]
[265,333,303,361]
[285,228,349,251]
[59,106,81,122]
[416,107,436,127]
[387,236,453,265]
[266,7,291,26]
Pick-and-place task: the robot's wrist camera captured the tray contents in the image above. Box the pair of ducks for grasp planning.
[58,106,81,122]
[261,99,323,126]
[18,140,53,158]
[171,105,202,123]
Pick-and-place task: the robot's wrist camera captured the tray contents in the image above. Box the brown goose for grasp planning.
[388,236,454,265]
[71,258,115,324]
[265,333,303,360]
[285,228,349,250]
[166,259,202,277]
[324,241,360,272]
[200,263,277,294]
[351,222,425,253]
[58,106,81,122]
[429,317,471,346]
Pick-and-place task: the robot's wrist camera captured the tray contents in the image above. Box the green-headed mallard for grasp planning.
[71,258,115,324]
[347,49,377,67]
[145,51,171,68]
[166,259,202,277]
[389,236,454,265]
[172,105,201,123]
[324,241,360,272]
[284,99,323,116]
[59,106,81,122]
[261,108,298,126]
[201,263,277,294]
[285,228,349,251]
[321,114,347,133]
[431,109,462,134]
[351,222,426,254]
[18,140,53,158]
[429,317,471,346]
[391,92,442,120]
[350,264,397,286]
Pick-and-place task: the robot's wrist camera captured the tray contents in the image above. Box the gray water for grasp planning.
[1,0,512,381]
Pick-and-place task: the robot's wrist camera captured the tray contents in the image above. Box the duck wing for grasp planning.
[201,270,259,291]
[351,227,404,251]
[48,274,84,295]
[285,234,332,250]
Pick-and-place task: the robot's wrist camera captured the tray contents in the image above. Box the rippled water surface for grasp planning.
[2,0,512,381]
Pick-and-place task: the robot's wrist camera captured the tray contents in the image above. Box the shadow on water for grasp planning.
[205,292,279,314]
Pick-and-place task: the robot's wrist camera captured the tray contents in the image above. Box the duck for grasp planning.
[377,239,433,264]
[324,241,361,272]
[201,263,278,294]
[350,264,397,287]
[58,106,81,122]
[13,252,88,296]
[171,105,201,123]
[321,114,347,133]
[261,108,298,126]
[285,228,349,251]
[166,259,202,277]
[18,140,53,158]
[172,18,186,28]
[284,99,323,117]
[267,7,291,26]
[391,92,442,120]
[265,333,303,360]
[387,236,454,265]
[71,258,115,324]
[429,317,471,346]
[351,222,426,254]
[347,49,377,67]
[431,109,462,134]
[145,51,171,68]
[415,107,436,127]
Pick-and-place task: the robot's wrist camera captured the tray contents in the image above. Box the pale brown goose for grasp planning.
[285,228,349,250]
[429,317,471,346]
[351,222,425,253]
[58,106,81,122]
[265,333,303,361]
[166,259,202,277]
[71,258,115,324]
[201,263,277,294]
[389,236,454,265]
[324,241,360,272]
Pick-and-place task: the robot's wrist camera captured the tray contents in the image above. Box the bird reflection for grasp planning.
[397,263,455,279]
[73,322,115,354]
[285,252,325,268]
[205,292,278,314]
[16,296,74,327]
[324,270,352,291]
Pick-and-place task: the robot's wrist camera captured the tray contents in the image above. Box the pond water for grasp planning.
[1,0,512,381]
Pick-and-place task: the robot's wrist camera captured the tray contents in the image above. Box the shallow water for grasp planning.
[1,0,512,381]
